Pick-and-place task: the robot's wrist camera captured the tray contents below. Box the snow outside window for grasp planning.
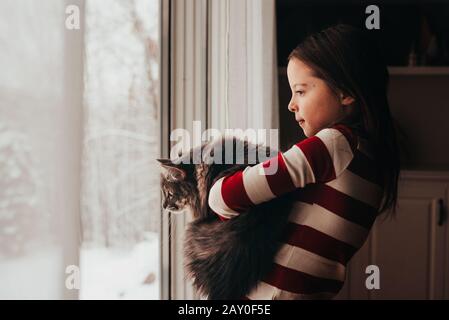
[80,0,161,299]
[0,0,162,299]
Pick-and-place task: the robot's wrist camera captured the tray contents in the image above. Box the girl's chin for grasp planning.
[300,124,310,137]
[302,123,324,137]
[298,121,320,137]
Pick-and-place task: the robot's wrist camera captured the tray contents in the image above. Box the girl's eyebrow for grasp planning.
[293,83,308,87]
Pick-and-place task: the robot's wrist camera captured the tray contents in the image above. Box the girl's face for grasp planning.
[286,57,354,137]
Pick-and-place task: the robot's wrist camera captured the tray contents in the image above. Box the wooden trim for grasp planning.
[169,0,208,300]
[388,67,449,76]
[209,0,230,131]
[444,187,449,299]
[210,0,279,133]
[160,0,171,301]
[429,199,437,299]
[400,170,449,181]
[62,0,85,300]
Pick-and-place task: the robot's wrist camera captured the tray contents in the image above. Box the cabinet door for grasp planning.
[335,172,449,300]
[368,196,446,299]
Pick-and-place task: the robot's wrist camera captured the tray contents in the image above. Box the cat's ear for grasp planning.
[157,158,186,181]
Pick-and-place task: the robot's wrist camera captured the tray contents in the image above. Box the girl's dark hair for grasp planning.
[288,24,400,217]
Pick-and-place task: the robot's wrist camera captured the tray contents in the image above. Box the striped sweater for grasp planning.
[207,124,384,300]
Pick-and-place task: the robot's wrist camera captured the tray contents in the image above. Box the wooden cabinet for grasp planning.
[335,170,449,299]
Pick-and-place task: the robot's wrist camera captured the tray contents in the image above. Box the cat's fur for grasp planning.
[158,136,293,299]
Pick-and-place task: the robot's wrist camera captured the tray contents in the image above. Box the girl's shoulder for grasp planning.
[320,122,359,152]
[327,122,376,160]
[327,123,381,186]
[337,123,378,160]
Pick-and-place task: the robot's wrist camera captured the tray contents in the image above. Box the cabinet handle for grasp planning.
[437,198,446,226]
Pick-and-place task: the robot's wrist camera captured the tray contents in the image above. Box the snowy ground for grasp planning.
[0,233,160,300]
[79,233,160,300]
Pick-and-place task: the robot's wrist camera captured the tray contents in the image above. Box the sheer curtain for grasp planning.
[209,0,279,136]
[0,0,83,299]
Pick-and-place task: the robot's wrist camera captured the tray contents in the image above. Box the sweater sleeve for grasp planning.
[208,124,358,221]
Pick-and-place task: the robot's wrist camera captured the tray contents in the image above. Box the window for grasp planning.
[80,0,161,299]
[0,0,161,299]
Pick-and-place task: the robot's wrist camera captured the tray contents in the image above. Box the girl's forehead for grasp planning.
[288,59,315,78]
[287,59,318,85]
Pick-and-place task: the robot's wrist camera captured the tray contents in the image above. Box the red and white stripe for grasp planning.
[207,124,383,299]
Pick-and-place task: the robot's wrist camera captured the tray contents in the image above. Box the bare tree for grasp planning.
[81,0,160,248]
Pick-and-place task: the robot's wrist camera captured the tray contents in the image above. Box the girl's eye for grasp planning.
[295,90,305,96]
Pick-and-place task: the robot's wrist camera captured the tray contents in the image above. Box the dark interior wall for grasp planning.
[388,75,449,170]
[276,1,449,67]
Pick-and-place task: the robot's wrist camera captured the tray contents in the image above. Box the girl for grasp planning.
[208,24,400,299]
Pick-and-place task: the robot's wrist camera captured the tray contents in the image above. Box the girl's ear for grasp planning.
[157,158,187,181]
[339,93,355,106]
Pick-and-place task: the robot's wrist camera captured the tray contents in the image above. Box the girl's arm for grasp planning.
[208,124,358,221]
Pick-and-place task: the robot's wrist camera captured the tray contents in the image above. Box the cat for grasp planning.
[157,136,293,299]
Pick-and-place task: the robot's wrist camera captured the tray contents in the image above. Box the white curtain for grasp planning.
[0,0,83,299]
[209,0,279,136]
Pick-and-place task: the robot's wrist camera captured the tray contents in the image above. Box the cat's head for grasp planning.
[157,158,198,215]
[157,139,229,219]
[157,136,276,219]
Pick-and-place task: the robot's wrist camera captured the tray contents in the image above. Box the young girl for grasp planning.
[208,24,400,299]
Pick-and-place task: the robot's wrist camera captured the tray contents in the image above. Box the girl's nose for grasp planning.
[288,101,298,113]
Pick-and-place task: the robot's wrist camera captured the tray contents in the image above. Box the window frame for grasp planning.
[159,0,209,300]
[63,0,85,300]
[159,0,171,301]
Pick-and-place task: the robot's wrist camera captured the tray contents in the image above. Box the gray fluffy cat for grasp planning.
[157,136,293,299]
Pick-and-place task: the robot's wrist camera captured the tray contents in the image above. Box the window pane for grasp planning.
[80,0,161,299]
